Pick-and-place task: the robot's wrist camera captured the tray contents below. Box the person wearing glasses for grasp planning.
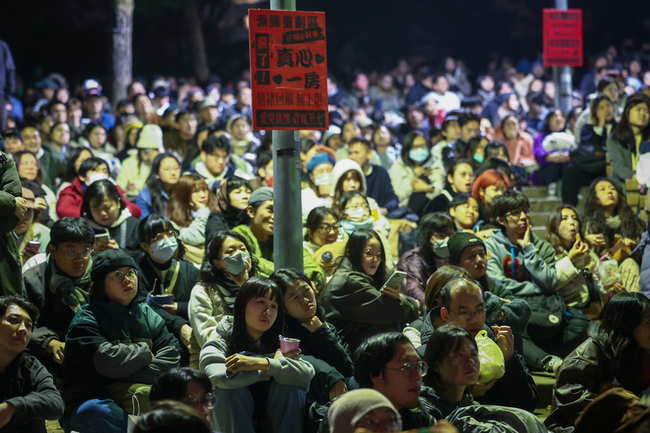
[433,278,538,411]
[484,190,590,373]
[23,217,95,382]
[421,324,546,433]
[320,229,420,354]
[303,206,342,280]
[150,367,214,425]
[136,215,199,365]
[62,249,180,433]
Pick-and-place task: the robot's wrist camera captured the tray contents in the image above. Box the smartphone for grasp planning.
[25,241,41,251]
[381,271,407,293]
[95,233,111,243]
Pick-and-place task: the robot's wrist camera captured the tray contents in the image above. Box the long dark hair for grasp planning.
[201,230,258,284]
[269,268,326,325]
[423,323,477,390]
[416,212,455,274]
[344,228,386,287]
[611,93,650,154]
[545,205,591,255]
[62,147,93,183]
[228,277,284,355]
[166,174,218,227]
[401,130,431,168]
[146,153,181,216]
[582,178,644,249]
[81,179,125,223]
[588,292,650,393]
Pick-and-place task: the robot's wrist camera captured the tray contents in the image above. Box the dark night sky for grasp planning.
[1,0,650,89]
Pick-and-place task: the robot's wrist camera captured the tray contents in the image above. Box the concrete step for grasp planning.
[532,226,548,240]
[529,196,562,213]
[533,372,557,410]
[522,186,548,199]
[530,211,551,227]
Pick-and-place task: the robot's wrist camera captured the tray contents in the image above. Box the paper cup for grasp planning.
[280,337,300,353]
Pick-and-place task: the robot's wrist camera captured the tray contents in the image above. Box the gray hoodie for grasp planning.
[484,230,559,297]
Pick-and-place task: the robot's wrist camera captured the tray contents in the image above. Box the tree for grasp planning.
[184,0,210,83]
[112,0,134,104]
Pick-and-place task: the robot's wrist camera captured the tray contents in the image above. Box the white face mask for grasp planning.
[432,238,450,258]
[346,207,370,222]
[313,173,333,186]
[85,172,109,186]
[150,237,178,262]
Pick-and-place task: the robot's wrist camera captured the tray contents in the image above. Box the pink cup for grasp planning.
[280,337,300,353]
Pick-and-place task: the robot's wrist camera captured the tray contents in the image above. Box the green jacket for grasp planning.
[0,141,24,297]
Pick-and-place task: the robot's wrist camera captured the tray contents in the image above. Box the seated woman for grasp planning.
[421,323,546,432]
[116,124,161,201]
[532,109,575,195]
[545,292,650,430]
[563,95,615,205]
[62,249,181,433]
[447,194,480,233]
[57,146,93,194]
[470,168,511,234]
[464,135,490,169]
[81,179,141,254]
[397,212,455,308]
[371,124,398,169]
[338,190,391,239]
[58,156,141,219]
[199,277,314,433]
[270,268,353,404]
[389,130,445,216]
[423,159,474,215]
[301,153,335,222]
[545,205,604,312]
[189,230,257,368]
[14,150,58,222]
[205,176,252,245]
[166,174,218,265]
[225,114,260,167]
[77,121,121,177]
[320,228,420,353]
[16,181,50,265]
[583,178,645,291]
[136,214,199,361]
[304,206,342,256]
[606,93,650,185]
[493,115,536,171]
[136,153,181,219]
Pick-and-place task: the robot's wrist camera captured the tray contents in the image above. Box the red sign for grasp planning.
[249,9,329,130]
[543,9,583,67]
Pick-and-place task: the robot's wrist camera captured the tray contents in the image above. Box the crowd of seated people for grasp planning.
[3,42,650,433]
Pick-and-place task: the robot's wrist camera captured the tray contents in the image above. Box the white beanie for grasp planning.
[328,389,401,433]
[136,124,163,150]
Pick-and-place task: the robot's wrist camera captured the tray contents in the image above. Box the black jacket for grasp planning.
[0,40,15,99]
[0,352,64,433]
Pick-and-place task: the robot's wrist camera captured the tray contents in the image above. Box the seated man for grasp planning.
[484,190,590,372]
[192,135,250,189]
[233,187,325,286]
[429,278,539,412]
[149,367,213,426]
[0,296,65,432]
[347,137,398,215]
[320,332,434,432]
[23,217,94,381]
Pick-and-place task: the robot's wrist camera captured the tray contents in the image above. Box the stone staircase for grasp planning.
[522,185,588,241]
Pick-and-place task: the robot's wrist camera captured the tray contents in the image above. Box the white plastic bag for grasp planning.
[475,330,505,385]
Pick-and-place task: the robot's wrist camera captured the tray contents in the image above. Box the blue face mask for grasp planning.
[151,237,178,262]
[223,251,251,276]
[409,148,429,164]
[340,218,374,235]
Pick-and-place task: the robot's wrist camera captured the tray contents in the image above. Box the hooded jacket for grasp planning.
[483,230,559,297]
[320,258,419,353]
[85,207,141,254]
[56,177,142,219]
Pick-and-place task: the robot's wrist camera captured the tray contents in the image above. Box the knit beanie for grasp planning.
[91,249,137,283]
[327,389,401,433]
[448,231,485,266]
[136,124,163,149]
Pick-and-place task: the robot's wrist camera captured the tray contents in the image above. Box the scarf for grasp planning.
[48,257,92,313]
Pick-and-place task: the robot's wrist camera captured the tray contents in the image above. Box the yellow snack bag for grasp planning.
[475,329,506,385]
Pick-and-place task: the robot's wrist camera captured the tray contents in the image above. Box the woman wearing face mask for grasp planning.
[423,159,474,214]
[270,268,353,404]
[338,191,391,240]
[397,213,455,309]
[58,157,141,219]
[188,230,257,368]
[81,179,141,254]
[136,215,198,359]
[199,277,314,433]
[448,194,480,233]
[320,228,420,353]
[301,153,335,222]
[389,130,445,216]
[205,176,252,245]
[136,153,182,219]
[464,135,490,169]
[545,205,605,312]
[167,174,219,266]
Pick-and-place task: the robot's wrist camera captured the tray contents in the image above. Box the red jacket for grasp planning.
[56,177,142,219]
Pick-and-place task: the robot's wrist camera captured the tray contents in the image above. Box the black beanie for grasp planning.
[448,231,485,266]
[91,249,137,283]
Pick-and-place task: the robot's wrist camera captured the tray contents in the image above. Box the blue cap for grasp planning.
[306,153,336,173]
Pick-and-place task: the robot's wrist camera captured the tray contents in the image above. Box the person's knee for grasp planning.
[66,399,128,433]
